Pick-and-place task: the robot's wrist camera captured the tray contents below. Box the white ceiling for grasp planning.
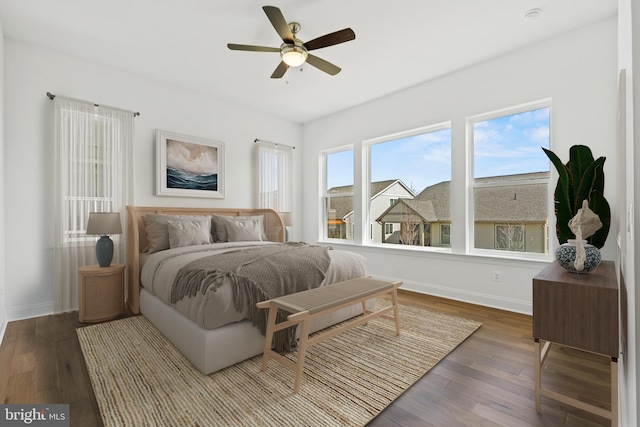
[0,0,617,124]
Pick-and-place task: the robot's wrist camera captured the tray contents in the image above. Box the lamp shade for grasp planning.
[279,212,293,227]
[86,212,122,236]
[281,45,307,67]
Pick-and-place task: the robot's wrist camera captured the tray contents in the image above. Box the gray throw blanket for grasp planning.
[170,242,331,353]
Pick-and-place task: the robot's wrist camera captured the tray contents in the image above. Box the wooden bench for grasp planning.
[256,276,402,393]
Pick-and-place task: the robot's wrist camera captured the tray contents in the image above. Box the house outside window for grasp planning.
[470,101,551,255]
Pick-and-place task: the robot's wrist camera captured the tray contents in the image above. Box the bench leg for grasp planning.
[391,288,401,336]
[293,319,311,394]
[362,300,369,325]
[261,305,278,371]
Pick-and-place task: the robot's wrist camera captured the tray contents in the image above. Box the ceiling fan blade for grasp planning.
[306,54,341,76]
[304,28,356,51]
[227,43,280,53]
[271,61,289,79]
[262,6,293,43]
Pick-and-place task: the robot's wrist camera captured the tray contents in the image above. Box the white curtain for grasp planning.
[53,97,134,313]
[257,142,293,213]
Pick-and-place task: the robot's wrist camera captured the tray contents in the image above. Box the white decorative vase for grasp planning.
[554,239,601,273]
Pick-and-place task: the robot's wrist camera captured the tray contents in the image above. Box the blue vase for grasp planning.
[96,235,114,267]
[554,239,601,273]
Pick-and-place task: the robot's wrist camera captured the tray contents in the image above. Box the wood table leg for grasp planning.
[611,357,618,427]
[535,338,541,412]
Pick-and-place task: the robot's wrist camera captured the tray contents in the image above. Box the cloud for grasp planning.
[166,139,218,175]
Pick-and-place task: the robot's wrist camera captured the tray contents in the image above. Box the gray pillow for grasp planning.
[167,219,212,248]
[226,219,263,242]
[211,214,267,242]
[143,214,211,253]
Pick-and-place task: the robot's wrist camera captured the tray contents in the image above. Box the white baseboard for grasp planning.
[373,274,532,315]
[6,302,55,322]
[0,308,7,347]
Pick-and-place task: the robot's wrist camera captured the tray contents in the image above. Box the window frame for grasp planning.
[322,146,355,242]
[318,99,555,262]
[466,98,553,260]
[364,121,452,250]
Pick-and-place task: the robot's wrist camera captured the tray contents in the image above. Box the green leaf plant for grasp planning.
[542,145,610,249]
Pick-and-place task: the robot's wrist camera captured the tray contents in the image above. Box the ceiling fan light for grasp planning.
[281,45,307,67]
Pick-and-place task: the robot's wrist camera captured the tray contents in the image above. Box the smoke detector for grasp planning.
[523,8,541,22]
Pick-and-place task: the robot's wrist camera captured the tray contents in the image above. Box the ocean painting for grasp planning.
[166,139,218,191]
[156,130,225,198]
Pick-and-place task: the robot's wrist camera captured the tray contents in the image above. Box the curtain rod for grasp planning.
[254,138,295,149]
[46,92,140,117]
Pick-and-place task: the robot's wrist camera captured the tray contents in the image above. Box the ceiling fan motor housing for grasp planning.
[280,37,308,66]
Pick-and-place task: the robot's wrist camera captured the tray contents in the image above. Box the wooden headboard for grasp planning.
[125,206,285,314]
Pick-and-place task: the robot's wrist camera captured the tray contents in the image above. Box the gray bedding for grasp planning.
[140,241,368,331]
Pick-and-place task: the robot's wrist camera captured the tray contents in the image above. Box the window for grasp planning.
[368,124,451,248]
[495,224,525,251]
[470,102,550,254]
[53,97,134,313]
[257,141,293,213]
[384,223,394,235]
[324,148,354,240]
[440,224,451,246]
[319,100,552,261]
[62,120,116,242]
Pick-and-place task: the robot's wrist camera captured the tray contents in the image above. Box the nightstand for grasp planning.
[533,260,618,425]
[78,264,125,323]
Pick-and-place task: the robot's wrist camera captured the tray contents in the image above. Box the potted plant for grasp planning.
[542,145,610,250]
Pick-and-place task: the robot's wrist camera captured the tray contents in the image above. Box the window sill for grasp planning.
[318,239,553,267]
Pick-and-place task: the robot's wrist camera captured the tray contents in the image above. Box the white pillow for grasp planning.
[167,219,212,248]
[211,214,267,242]
[226,219,263,242]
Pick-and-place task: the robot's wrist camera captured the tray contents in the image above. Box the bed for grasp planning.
[126,206,369,374]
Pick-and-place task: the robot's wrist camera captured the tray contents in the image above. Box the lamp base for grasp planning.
[96,235,114,267]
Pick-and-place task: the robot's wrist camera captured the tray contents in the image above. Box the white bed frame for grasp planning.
[126,206,367,374]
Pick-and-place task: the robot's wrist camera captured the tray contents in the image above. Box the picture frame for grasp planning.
[156,130,225,198]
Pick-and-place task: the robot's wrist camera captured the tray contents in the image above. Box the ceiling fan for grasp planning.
[227,5,356,79]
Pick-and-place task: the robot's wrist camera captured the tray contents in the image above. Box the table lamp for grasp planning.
[86,212,122,267]
[279,212,292,242]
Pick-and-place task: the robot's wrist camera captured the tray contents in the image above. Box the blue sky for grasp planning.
[327,107,550,194]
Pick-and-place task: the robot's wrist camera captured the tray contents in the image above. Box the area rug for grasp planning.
[77,302,481,427]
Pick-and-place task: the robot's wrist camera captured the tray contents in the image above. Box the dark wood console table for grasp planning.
[533,260,618,425]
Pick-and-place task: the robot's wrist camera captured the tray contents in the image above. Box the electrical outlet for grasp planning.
[492,271,502,282]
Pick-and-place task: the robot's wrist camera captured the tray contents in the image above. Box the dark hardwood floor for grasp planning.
[0,291,612,427]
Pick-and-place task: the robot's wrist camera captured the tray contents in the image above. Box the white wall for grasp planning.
[3,39,302,320]
[0,16,6,341]
[618,0,639,425]
[301,18,618,314]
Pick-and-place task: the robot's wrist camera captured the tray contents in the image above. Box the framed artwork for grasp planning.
[156,130,225,198]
